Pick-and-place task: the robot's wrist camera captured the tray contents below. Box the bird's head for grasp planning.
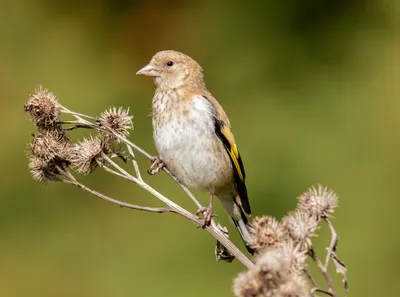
[136,50,204,90]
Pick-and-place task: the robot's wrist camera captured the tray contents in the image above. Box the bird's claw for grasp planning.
[147,156,165,175]
[196,206,213,228]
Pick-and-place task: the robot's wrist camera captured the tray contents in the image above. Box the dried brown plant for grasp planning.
[24,86,348,297]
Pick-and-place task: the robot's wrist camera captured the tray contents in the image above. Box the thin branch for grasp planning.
[304,268,319,288]
[304,268,333,297]
[58,171,172,213]
[58,120,85,125]
[100,125,153,160]
[126,145,142,181]
[102,153,141,184]
[59,106,99,121]
[324,218,338,269]
[103,153,186,212]
[308,248,338,297]
[326,218,348,294]
[311,287,334,297]
[60,123,95,131]
[98,161,131,180]
[70,181,173,213]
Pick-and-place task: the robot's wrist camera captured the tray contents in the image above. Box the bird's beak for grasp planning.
[136,63,159,77]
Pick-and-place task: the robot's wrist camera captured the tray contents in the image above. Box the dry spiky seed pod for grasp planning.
[24,86,60,127]
[281,210,318,252]
[233,247,309,297]
[233,271,264,297]
[255,247,292,279]
[29,128,71,160]
[99,107,133,141]
[297,185,338,219]
[27,128,72,183]
[70,136,106,175]
[256,252,290,293]
[28,155,62,183]
[249,216,287,253]
[273,274,309,297]
[278,240,307,272]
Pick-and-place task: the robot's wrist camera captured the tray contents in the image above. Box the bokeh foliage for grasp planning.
[0,0,398,296]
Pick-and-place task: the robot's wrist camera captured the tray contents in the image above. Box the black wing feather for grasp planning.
[214,118,251,215]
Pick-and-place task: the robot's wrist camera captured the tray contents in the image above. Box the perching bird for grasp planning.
[137,50,253,253]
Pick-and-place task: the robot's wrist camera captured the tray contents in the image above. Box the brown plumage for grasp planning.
[137,50,253,253]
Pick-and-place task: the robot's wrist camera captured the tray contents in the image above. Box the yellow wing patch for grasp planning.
[228,145,244,181]
[221,126,244,181]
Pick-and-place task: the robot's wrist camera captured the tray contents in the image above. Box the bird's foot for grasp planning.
[148,156,165,175]
[196,206,213,228]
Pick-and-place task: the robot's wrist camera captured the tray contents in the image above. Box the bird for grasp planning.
[136,50,253,253]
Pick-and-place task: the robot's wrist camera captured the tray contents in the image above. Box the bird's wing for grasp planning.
[197,94,251,216]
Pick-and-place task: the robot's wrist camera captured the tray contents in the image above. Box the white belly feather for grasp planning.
[153,95,233,192]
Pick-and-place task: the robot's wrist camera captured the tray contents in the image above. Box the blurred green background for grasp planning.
[0,0,398,296]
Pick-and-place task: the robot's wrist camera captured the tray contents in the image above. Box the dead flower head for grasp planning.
[233,270,264,297]
[28,155,64,183]
[279,240,307,272]
[27,128,72,183]
[233,246,309,297]
[24,86,60,127]
[282,210,318,252]
[29,129,71,160]
[273,273,309,297]
[297,185,338,219]
[71,136,108,175]
[99,107,133,141]
[249,216,287,253]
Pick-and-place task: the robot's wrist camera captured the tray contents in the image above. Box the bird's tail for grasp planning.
[232,210,255,255]
[219,197,254,254]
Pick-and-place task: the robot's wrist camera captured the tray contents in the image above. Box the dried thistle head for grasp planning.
[297,185,338,219]
[233,270,264,297]
[24,86,60,127]
[249,216,287,253]
[279,240,307,272]
[255,249,291,292]
[28,155,63,183]
[70,136,107,175]
[273,274,309,297]
[29,129,71,160]
[233,246,309,297]
[27,128,72,183]
[99,107,133,141]
[281,210,318,252]
[235,250,287,297]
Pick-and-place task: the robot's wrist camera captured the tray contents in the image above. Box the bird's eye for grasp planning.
[166,61,174,66]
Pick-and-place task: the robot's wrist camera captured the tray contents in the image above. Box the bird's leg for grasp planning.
[147,156,165,175]
[196,189,214,228]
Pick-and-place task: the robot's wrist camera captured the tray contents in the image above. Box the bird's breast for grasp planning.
[151,91,233,191]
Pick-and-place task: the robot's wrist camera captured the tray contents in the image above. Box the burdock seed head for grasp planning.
[249,216,287,253]
[27,128,72,183]
[281,210,318,252]
[233,269,264,297]
[70,136,104,175]
[29,128,70,160]
[99,107,133,141]
[28,155,62,183]
[297,184,338,219]
[24,86,60,127]
[273,273,309,297]
[233,245,309,297]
